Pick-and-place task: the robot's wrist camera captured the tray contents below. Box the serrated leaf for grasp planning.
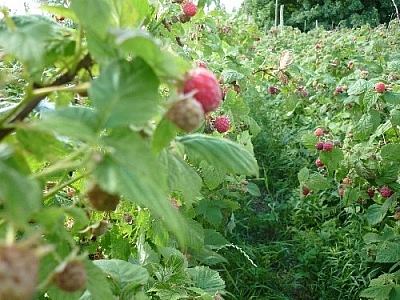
[319,148,344,172]
[204,229,230,248]
[199,160,226,190]
[360,285,394,299]
[152,117,177,154]
[84,260,115,300]
[0,161,42,226]
[160,149,202,206]
[94,128,187,246]
[221,69,245,83]
[366,204,386,226]
[301,134,318,150]
[381,144,400,161]
[363,232,385,244]
[187,266,225,295]
[347,79,368,95]
[363,89,379,108]
[298,166,310,183]
[353,110,381,140]
[343,188,360,206]
[384,92,400,105]
[307,173,330,191]
[93,259,149,288]
[195,199,224,228]
[185,218,205,252]
[89,58,159,128]
[376,242,400,263]
[390,109,400,126]
[176,134,258,176]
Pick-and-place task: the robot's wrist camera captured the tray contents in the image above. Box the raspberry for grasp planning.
[315,141,324,150]
[366,189,375,198]
[197,60,207,68]
[268,86,278,95]
[323,141,334,151]
[183,68,222,113]
[379,186,393,198]
[53,260,87,292]
[0,243,39,300]
[182,2,198,17]
[302,187,310,196]
[86,182,120,211]
[314,128,324,137]
[342,177,350,184]
[166,97,204,132]
[315,158,324,167]
[375,82,386,93]
[214,116,230,133]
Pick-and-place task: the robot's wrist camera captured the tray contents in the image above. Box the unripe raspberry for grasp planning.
[323,141,334,151]
[86,182,120,211]
[315,158,324,167]
[366,189,375,198]
[166,97,204,132]
[53,260,87,292]
[182,2,198,17]
[0,243,39,300]
[375,82,386,93]
[342,177,350,184]
[214,116,230,133]
[315,141,324,150]
[379,186,393,198]
[314,128,324,137]
[196,60,207,68]
[183,68,222,113]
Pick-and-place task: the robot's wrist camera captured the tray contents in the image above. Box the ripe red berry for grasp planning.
[182,2,198,17]
[0,243,39,300]
[214,116,230,133]
[314,128,324,137]
[268,86,278,95]
[323,141,334,151]
[380,186,393,198]
[375,82,386,93]
[166,97,204,132]
[302,187,310,196]
[315,141,324,150]
[53,260,87,292]
[315,158,324,167]
[342,177,350,184]
[366,189,375,198]
[183,68,222,113]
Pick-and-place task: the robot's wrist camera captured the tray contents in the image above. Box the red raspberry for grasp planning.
[197,60,207,68]
[366,189,375,198]
[323,141,334,151]
[53,260,87,292]
[315,141,324,150]
[182,2,198,17]
[302,187,310,196]
[379,186,393,198]
[375,82,386,93]
[268,86,278,95]
[183,68,222,113]
[314,128,324,137]
[315,158,324,167]
[0,243,39,300]
[214,116,230,133]
[166,97,204,132]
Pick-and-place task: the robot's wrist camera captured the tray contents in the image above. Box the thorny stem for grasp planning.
[43,171,89,200]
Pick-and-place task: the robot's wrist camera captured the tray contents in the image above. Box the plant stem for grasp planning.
[43,171,89,200]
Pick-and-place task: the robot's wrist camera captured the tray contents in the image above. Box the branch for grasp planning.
[0,53,94,141]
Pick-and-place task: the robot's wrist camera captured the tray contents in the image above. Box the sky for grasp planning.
[1,0,244,14]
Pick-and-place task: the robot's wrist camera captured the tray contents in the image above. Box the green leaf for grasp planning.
[376,242,400,263]
[30,106,101,143]
[199,160,226,190]
[84,260,115,300]
[159,149,202,207]
[64,206,89,230]
[109,0,149,28]
[360,285,394,299]
[93,259,149,288]
[301,133,318,150]
[70,0,111,39]
[343,188,360,206]
[0,161,42,226]
[221,69,245,83]
[94,128,187,245]
[319,148,344,172]
[363,232,385,244]
[384,92,400,105]
[185,218,205,252]
[353,110,381,140]
[89,58,159,128]
[366,204,386,226]
[195,199,224,228]
[187,266,226,295]
[152,117,177,154]
[176,134,258,176]
[204,229,230,248]
[298,167,309,183]
[347,79,368,95]
[381,144,400,161]
[16,128,70,162]
[307,173,330,191]
[363,89,379,108]
[222,95,250,116]
[390,109,400,126]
